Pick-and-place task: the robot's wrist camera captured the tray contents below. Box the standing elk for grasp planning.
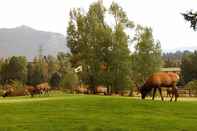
[95,86,107,95]
[36,83,50,95]
[74,86,89,94]
[138,72,180,101]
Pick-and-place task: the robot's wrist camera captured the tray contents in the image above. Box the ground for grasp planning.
[0,93,197,131]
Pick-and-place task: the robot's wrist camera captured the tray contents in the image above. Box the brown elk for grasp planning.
[95,86,107,95]
[74,86,89,94]
[36,83,50,95]
[25,85,42,97]
[138,72,179,101]
[2,86,29,97]
[2,86,15,97]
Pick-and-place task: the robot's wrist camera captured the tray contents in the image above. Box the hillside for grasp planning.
[0,25,69,60]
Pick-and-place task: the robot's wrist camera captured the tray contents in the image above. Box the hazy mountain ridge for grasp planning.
[0,25,69,60]
[163,46,197,53]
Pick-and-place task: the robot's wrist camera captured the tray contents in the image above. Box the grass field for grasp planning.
[0,94,197,131]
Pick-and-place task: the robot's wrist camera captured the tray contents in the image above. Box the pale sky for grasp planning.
[0,0,196,51]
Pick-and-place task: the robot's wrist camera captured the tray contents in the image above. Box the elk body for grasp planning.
[139,72,179,101]
[95,86,107,95]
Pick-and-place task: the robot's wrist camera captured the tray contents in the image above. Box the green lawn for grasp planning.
[0,94,197,131]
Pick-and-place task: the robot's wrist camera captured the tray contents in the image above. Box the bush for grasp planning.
[49,72,61,89]
[60,72,79,90]
[185,80,197,95]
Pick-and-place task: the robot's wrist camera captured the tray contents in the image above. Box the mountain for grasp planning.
[163,46,197,53]
[0,25,69,60]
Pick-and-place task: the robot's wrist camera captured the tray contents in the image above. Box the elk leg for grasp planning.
[170,89,174,102]
[152,88,156,100]
[174,87,178,102]
[158,88,164,101]
[170,94,174,102]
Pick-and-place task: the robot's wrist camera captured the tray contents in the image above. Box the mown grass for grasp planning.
[0,94,197,131]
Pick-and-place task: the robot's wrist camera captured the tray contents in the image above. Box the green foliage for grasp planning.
[0,56,27,85]
[57,52,72,74]
[46,55,58,78]
[27,59,46,86]
[0,59,9,84]
[181,51,197,83]
[185,80,197,94]
[67,1,134,92]
[131,27,163,84]
[8,56,28,83]
[60,72,78,89]
[49,72,61,88]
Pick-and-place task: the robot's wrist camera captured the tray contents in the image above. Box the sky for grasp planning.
[0,0,196,51]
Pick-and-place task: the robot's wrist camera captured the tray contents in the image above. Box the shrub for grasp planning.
[60,72,79,90]
[185,80,197,95]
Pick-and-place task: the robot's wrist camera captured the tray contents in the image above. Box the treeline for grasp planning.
[0,53,78,90]
[163,51,183,67]
[163,50,197,85]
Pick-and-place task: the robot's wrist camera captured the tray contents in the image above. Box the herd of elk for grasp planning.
[74,85,107,95]
[1,72,180,102]
[138,72,180,101]
[2,83,50,97]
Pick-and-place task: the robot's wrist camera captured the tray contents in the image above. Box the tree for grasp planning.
[162,51,182,67]
[49,72,61,89]
[26,57,47,86]
[131,26,163,85]
[45,55,58,79]
[182,11,197,30]
[56,52,79,90]
[107,2,134,93]
[181,51,197,83]
[67,1,134,94]
[7,56,28,84]
[60,72,78,90]
[185,80,197,95]
[57,52,72,75]
[0,59,9,85]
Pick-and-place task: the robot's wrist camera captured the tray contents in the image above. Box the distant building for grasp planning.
[160,67,181,74]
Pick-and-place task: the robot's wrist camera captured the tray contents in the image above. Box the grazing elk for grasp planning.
[25,85,42,97]
[138,72,180,101]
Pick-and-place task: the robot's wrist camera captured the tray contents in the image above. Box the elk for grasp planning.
[138,72,179,101]
[74,85,89,94]
[95,85,107,95]
[36,83,50,95]
[25,85,42,97]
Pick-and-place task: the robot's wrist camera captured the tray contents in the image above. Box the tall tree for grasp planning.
[0,59,9,85]
[8,56,27,83]
[181,51,197,83]
[108,2,134,92]
[131,27,163,85]
[67,1,134,93]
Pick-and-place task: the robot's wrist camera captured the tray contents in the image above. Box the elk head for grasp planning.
[135,82,151,99]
